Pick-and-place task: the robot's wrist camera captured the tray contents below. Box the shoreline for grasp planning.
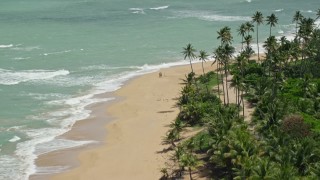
[31,62,214,180]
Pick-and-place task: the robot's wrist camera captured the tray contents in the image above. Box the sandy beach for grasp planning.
[33,62,214,180]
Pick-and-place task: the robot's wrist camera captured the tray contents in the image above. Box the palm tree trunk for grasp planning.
[269,26,272,37]
[235,87,238,107]
[202,61,209,94]
[256,26,260,62]
[189,168,193,180]
[241,90,245,117]
[295,22,298,37]
[217,62,220,98]
[201,61,205,75]
[225,66,229,105]
[241,36,244,51]
[171,141,176,148]
[236,87,240,117]
[221,66,226,105]
[189,58,194,73]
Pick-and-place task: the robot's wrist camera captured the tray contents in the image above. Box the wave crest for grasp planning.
[174,10,250,22]
[0,69,70,85]
[150,6,169,10]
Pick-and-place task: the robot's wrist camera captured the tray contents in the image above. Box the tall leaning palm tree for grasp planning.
[263,36,278,76]
[292,11,304,36]
[199,50,209,93]
[199,50,209,76]
[222,44,235,105]
[182,43,197,73]
[252,11,264,61]
[237,23,247,50]
[214,46,226,105]
[266,13,278,37]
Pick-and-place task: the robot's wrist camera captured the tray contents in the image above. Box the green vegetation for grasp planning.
[161,9,320,180]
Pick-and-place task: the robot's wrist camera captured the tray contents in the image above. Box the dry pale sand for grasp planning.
[49,62,215,180]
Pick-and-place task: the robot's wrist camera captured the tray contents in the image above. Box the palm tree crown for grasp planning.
[244,21,254,36]
[182,43,197,73]
[266,13,278,36]
[293,11,304,36]
[252,11,264,25]
[217,26,233,45]
[199,50,209,75]
[238,23,247,50]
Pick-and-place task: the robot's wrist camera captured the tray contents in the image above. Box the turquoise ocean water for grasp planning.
[0,0,319,179]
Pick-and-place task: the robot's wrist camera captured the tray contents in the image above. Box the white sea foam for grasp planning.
[35,139,95,156]
[14,126,95,179]
[0,69,70,85]
[42,50,71,56]
[24,93,70,101]
[0,44,13,48]
[13,57,31,60]
[150,6,169,10]
[246,0,251,3]
[8,136,21,142]
[11,46,40,51]
[6,126,25,132]
[174,10,251,22]
[0,155,24,180]
[301,10,313,13]
[80,64,140,71]
[129,8,145,14]
[129,8,143,11]
[12,91,111,178]
[274,9,284,12]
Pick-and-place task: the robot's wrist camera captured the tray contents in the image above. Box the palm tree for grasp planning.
[180,152,202,180]
[244,21,254,36]
[263,36,278,53]
[266,13,278,36]
[214,47,225,104]
[160,168,169,180]
[244,34,253,49]
[199,50,209,93]
[251,158,277,179]
[198,50,209,76]
[173,146,185,177]
[263,36,278,76]
[299,17,315,43]
[292,11,304,36]
[170,118,185,134]
[298,17,315,73]
[237,23,247,50]
[222,44,235,105]
[217,26,233,45]
[182,43,197,73]
[252,11,264,61]
[165,129,179,148]
[214,45,226,105]
[230,73,241,112]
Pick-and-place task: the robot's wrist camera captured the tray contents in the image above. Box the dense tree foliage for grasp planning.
[162,9,320,179]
